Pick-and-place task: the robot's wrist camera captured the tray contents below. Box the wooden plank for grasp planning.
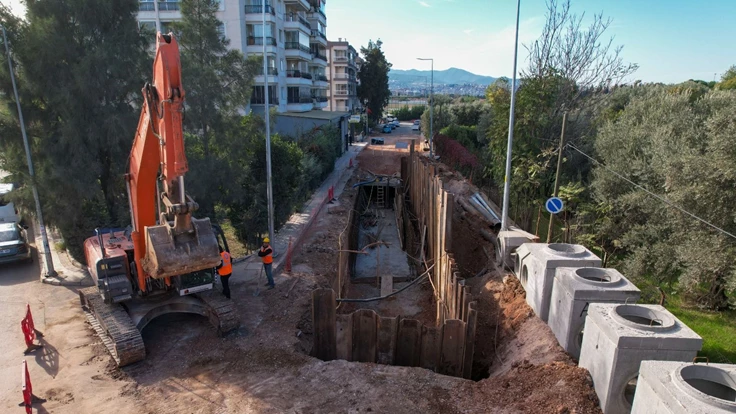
[380,271,393,297]
[336,313,353,361]
[445,192,454,251]
[312,289,337,361]
[351,309,378,363]
[463,303,478,379]
[462,285,471,323]
[420,325,442,372]
[377,316,399,365]
[395,319,422,367]
[439,319,466,377]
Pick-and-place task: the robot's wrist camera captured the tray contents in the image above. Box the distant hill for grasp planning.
[390,67,497,85]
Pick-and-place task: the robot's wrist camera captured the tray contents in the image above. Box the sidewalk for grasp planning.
[34,227,93,287]
[235,142,367,284]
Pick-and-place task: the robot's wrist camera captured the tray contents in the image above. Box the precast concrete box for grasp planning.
[631,361,736,414]
[496,228,536,270]
[579,304,703,414]
[548,267,641,360]
[514,243,601,322]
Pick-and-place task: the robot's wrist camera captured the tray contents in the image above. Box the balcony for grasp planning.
[247,36,277,46]
[285,42,312,60]
[262,67,279,76]
[286,70,313,85]
[159,1,180,11]
[310,30,327,46]
[284,0,311,12]
[333,55,348,65]
[251,96,280,105]
[285,42,310,53]
[286,96,314,112]
[139,2,155,11]
[284,13,311,32]
[334,90,348,96]
[316,75,329,82]
[244,4,275,14]
[312,53,327,65]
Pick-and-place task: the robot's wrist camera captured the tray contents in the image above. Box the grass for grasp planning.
[666,296,736,364]
[218,220,250,259]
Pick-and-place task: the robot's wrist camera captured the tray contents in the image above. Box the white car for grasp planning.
[391,119,400,127]
[0,183,20,224]
[412,120,420,131]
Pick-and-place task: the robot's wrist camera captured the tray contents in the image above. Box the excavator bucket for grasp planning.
[141,217,221,279]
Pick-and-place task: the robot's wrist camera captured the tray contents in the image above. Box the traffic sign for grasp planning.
[545,197,564,214]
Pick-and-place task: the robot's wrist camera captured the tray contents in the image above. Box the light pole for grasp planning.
[2,25,56,277]
[262,0,275,248]
[417,58,433,158]
[500,0,521,232]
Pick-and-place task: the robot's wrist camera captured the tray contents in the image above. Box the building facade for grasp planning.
[326,39,362,113]
[137,0,329,113]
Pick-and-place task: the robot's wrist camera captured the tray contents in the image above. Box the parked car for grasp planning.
[0,183,20,224]
[371,137,385,145]
[381,124,392,133]
[391,119,400,127]
[412,120,420,131]
[0,222,31,264]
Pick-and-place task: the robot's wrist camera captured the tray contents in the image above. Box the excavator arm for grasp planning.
[127,33,220,292]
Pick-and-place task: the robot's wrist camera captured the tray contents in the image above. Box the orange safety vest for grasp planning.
[261,245,273,264]
[219,251,232,275]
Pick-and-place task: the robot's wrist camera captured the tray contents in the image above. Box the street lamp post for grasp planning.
[417,58,434,158]
[500,0,522,232]
[262,0,275,247]
[2,25,56,277]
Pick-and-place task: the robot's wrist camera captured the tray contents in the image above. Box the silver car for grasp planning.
[0,222,32,264]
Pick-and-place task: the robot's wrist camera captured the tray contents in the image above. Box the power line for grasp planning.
[567,143,736,241]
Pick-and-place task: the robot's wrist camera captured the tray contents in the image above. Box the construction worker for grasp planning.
[217,246,232,299]
[258,237,274,289]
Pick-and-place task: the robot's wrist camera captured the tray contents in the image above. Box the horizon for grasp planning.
[4,0,735,83]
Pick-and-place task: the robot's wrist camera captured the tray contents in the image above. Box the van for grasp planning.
[0,183,21,224]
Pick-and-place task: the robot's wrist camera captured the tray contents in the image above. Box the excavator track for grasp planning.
[79,287,146,367]
[197,290,240,335]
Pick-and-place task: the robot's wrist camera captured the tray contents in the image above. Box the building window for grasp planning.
[217,23,226,40]
[251,85,279,104]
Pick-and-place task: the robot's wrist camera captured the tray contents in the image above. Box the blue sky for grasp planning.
[325,0,736,83]
[4,0,735,83]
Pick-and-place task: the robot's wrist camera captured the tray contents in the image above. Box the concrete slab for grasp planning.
[579,303,703,414]
[515,243,601,322]
[632,361,736,414]
[354,208,412,284]
[548,267,640,359]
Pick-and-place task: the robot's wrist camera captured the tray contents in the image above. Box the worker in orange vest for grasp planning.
[217,246,233,299]
[258,237,274,289]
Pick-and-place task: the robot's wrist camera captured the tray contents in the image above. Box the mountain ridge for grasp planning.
[389,67,497,85]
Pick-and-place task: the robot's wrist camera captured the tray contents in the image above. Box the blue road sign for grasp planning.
[545,197,564,214]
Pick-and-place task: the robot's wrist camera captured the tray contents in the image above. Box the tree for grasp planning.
[357,40,391,122]
[716,65,736,90]
[0,0,148,257]
[171,0,261,216]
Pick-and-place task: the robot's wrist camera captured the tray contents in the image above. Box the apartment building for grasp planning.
[137,0,329,113]
[326,39,362,113]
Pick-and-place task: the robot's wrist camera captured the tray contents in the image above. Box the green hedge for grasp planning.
[392,105,426,121]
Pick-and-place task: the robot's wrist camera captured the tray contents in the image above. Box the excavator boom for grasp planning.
[127,33,219,288]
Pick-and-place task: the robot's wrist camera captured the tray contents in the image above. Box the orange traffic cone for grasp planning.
[348,158,353,168]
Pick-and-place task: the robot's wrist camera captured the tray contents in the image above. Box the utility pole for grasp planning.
[547,111,567,243]
[262,0,275,248]
[417,58,434,158]
[2,25,56,277]
[500,0,521,232]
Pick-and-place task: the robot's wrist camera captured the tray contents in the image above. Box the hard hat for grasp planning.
[263,237,270,243]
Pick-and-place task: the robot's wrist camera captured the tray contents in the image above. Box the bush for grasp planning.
[434,134,480,176]
[393,105,426,121]
[439,124,478,151]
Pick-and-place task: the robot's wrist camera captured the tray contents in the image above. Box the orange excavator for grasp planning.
[79,33,238,366]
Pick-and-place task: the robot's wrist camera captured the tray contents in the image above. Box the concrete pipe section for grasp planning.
[514,243,601,322]
[632,361,736,413]
[579,303,703,414]
[547,267,640,360]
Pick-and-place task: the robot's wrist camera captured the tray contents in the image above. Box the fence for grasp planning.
[312,289,478,378]
[404,146,470,325]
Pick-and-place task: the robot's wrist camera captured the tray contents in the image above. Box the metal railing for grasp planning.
[301,73,313,80]
[312,53,327,62]
[288,96,313,104]
[247,36,277,46]
[158,1,180,11]
[333,73,349,80]
[251,96,279,105]
[334,55,348,62]
[310,7,326,19]
[285,42,311,53]
[310,30,327,40]
[261,67,279,76]
[284,13,311,29]
[312,96,328,102]
[244,4,275,14]
[315,75,329,82]
[285,69,302,78]
[139,2,155,11]
[334,90,348,95]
